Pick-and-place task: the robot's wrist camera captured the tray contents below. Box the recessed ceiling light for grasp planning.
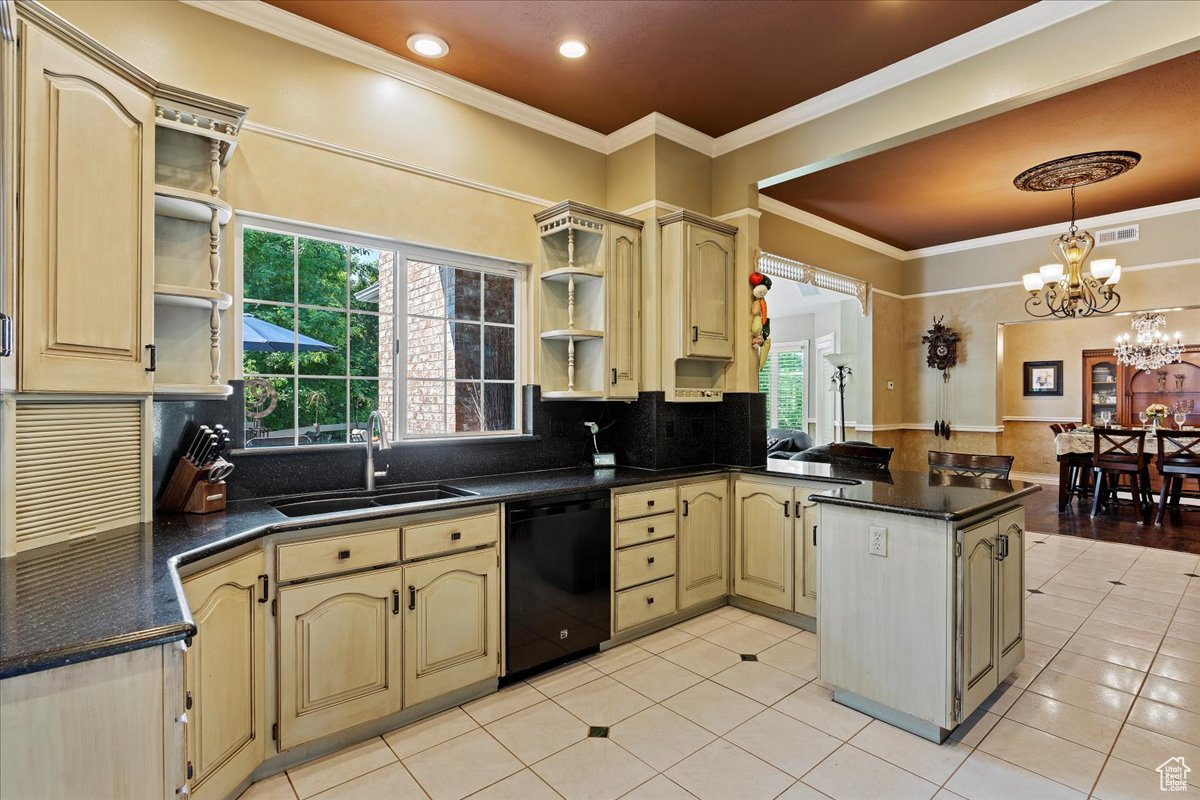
[407,33,448,58]
[558,39,588,59]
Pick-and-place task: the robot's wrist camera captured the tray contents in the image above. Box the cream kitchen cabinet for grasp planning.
[795,497,819,617]
[660,212,736,362]
[677,478,728,610]
[605,223,641,399]
[732,479,794,610]
[182,550,266,800]
[276,566,404,750]
[403,548,500,706]
[18,19,155,393]
[962,508,1026,713]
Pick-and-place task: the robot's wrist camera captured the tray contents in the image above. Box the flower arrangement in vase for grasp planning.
[1145,402,1170,430]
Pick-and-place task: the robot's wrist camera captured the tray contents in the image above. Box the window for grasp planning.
[758,342,807,430]
[239,219,522,447]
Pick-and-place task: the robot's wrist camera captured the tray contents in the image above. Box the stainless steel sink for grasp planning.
[269,484,477,518]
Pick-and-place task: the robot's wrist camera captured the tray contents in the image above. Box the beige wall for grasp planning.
[655,137,712,215]
[759,211,904,295]
[606,137,656,213]
[904,209,1200,295]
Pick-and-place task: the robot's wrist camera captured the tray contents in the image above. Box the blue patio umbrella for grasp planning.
[243,313,335,352]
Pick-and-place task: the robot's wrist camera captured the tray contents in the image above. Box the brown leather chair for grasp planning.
[1091,428,1153,523]
[830,443,894,470]
[929,450,1015,480]
[1155,431,1200,526]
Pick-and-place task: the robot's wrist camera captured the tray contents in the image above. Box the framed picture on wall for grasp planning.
[1024,360,1063,396]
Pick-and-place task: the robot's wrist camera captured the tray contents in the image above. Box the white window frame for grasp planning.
[235,213,527,446]
[761,340,808,430]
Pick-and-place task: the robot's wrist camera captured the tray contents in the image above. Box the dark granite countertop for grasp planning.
[808,469,1041,520]
[0,462,1036,678]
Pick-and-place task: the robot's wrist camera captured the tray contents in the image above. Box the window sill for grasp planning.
[231,433,541,456]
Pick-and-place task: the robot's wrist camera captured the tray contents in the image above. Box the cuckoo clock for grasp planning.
[921,316,961,439]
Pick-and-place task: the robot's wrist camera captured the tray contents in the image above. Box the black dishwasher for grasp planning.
[505,491,611,679]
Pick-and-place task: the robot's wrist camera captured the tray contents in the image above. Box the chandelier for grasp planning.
[1015,151,1140,319]
[1114,312,1183,371]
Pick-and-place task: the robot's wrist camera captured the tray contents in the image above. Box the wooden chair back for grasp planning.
[1093,428,1147,471]
[1063,422,1078,431]
[1049,423,1065,435]
[830,443,894,470]
[1157,431,1200,476]
[928,450,1015,480]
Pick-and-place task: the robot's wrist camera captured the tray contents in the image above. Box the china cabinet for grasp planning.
[534,201,643,400]
[1082,345,1200,427]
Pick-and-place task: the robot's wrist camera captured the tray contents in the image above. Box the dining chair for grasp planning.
[1063,422,1078,431]
[1155,431,1200,526]
[1049,423,1065,435]
[1051,425,1091,505]
[928,450,1015,480]
[1091,428,1153,523]
[830,443,894,470]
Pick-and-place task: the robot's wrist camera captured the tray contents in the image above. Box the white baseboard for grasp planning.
[1011,470,1059,485]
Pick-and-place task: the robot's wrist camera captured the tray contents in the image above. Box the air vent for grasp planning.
[1095,224,1139,247]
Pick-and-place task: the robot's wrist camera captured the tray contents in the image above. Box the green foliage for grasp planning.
[759,349,805,429]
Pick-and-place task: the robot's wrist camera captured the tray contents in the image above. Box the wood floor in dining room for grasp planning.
[1025,482,1200,554]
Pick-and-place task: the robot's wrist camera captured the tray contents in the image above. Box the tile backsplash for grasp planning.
[152,384,766,502]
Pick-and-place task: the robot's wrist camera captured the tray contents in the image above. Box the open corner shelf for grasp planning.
[541,390,604,400]
[541,267,603,284]
[154,185,233,225]
[154,283,233,310]
[155,383,234,398]
[541,329,603,342]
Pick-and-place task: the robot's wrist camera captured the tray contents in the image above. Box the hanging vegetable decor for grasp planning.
[921,316,960,440]
[750,268,773,369]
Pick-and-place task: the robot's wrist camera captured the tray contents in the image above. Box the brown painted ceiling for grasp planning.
[762,53,1200,251]
[264,0,1032,137]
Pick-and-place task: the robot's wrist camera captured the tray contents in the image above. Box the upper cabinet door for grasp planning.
[182,551,266,800]
[733,480,794,610]
[684,223,734,360]
[19,25,154,393]
[605,226,640,399]
[678,478,728,610]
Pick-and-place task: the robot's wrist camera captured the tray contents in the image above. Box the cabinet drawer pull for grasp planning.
[145,344,157,372]
[647,556,655,565]
[682,499,689,517]
[450,531,462,541]
[783,500,790,518]
[186,761,193,780]
[813,525,818,547]
[612,368,618,385]
[392,589,400,615]
[257,574,268,603]
[646,596,655,605]
[647,526,655,534]
[692,325,699,343]
[185,690,193,710]
[647,499,655,508]
[337,549,351,560]
[0,313,12,358]
[408,585,416,611]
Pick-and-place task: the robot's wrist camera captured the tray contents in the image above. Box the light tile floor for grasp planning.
[241,532,1200,800]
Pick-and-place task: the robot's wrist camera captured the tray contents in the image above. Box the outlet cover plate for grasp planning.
[869,525,888,557]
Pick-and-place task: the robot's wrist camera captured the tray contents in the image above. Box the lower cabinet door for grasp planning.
[403,548,499,706]
[996,509,1026,677]
[277,567,404,750]
[733,480,794,610]
[677,479,728,610]
[794,498,818,617]
[959,519,1000,719]
[183,551,266,800]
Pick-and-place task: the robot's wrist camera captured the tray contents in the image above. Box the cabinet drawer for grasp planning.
[616,539,676,590]
[615,487,676,520]
[615,512,676,548]
[276,528,400,583]
[615,577,677,631]
[403,510,499,560]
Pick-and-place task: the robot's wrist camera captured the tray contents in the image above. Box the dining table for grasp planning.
[1053,427,1192,511]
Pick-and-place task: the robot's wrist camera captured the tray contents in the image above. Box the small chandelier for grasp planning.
[1114,312,1183,371]
[1015,151,1140,319]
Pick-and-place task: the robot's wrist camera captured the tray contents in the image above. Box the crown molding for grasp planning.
[711,0,1107,156]
[617,199,683,217]
[714,207,762,222]
[183,0,1109,162]
[181,0,609,152]
[759,196,909,260]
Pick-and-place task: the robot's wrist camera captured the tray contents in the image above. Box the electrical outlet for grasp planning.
[869,526,888,557]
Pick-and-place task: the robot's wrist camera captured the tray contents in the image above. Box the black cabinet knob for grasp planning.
[338,550,351,560]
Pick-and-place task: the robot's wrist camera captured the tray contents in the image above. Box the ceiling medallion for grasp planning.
[1017,151,1140,319]
[1114,312,1183,372]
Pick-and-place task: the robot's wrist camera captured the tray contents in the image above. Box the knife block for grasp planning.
[160,457,227,514]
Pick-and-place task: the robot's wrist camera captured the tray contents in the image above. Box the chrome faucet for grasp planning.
[364,410,391,491]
